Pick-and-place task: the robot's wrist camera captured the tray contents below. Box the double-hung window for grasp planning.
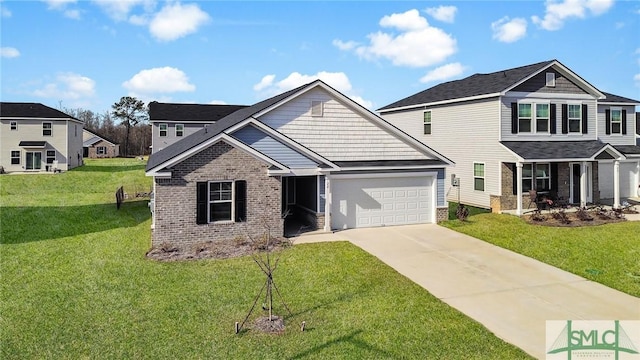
[197,180,247,224]
[46,150,56,164]
[176,124,184,137]
[11,151,20,165]
[473,163,485,191]
[159,123,168,137]
[610,109,622,134]
[522,163,551,192]
[97,146,106,155]
[518,104,532,133]
[567,104,581,133]
[42,122,52,136]
[423,111,432,135]
[10,121,17,131]
[535,104,549,133]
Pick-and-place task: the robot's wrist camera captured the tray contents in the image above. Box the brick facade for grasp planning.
[152,141,283,246]
[86,139,119,158]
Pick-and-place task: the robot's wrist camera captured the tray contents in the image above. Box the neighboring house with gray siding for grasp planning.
[148,102,247,153]
[83,128,120,158]
[145,80,452,246]
[0,102,84,173]
[379,60,640,215]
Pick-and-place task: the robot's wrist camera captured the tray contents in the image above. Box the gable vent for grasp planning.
[311,101,323,117]
[546,72,556,87]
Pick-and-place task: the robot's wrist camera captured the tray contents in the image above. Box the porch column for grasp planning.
[580,161,587,208]
[516,162,523,216]
[324,176,331,232]
[613,160,620,209]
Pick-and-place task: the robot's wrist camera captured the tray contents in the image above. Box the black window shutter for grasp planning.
[622,109,627,135]
[550,104,557,134]
[234,180,247,222]
[550,163,558,192]
[605,109,611,135]
[196,182,208,224]
[581,104,588,134]
[511,103,518,134]
[512,163,518,195]
[561,104,568,134]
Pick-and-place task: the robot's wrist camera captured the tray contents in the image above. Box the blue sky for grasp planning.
[1,0,639,114]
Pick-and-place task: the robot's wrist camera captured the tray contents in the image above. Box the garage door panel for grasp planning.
[331,176,433,229]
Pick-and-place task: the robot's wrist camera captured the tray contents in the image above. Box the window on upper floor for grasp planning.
[568,104,581,133]
[176,124,184,137]
[311,101,323,117]
[43,122,52,136]
[159,123,168,137]
[513,102,555,134]
[545,72,556,87]
[536,104,549,133]
[10,121,17,131]
[423,111,431,135]
[518,103,532,133]
[610,109,622,134]
[473,162,485,191]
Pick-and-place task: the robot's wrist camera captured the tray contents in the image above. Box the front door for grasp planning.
[26,152,42,170]
[570,163,592,204]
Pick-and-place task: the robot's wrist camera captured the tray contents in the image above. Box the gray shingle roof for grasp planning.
[148,102,248,122]
[1,102,80,121]
[378,60,555,111]
[600,92,640,104]
[500,140,613,160]
[614,145,640,155]
[146,82,310,171]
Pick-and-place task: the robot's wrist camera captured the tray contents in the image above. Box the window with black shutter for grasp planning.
[234,180,247,222]
[196,182,208,224]
[561,104,569,134]
[196,180,247,224]
[581,104,588,134]
[550,104,557,134]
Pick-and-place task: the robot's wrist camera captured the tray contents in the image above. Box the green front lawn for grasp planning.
[442,213,640,297]
[0,159,531,359]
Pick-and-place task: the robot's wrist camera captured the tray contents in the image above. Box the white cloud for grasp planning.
[337,9,457,68]
[33,72,96,100]
[531,0,614,31]
[253,71,372,108]
[209,100,227,105]
[64,9,81,19]
[253,74,276,91]
[425,6,457,23]
[332,39,358,51]
[122,67,195,97]
[1,47,20,58]
[149,2,210,41]
[419,63,466,83]
[92,0,154,22]
[492,17,528,43]
[1,4,12,17]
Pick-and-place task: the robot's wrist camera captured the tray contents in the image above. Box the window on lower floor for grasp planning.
[196,180,247,224]
[473,162,485,191]
[11,150,20,164]
[97,146,106,155]
[522,163,551,192]
[46,150,56,164]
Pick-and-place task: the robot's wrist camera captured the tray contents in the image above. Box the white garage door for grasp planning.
[331,175,434,230]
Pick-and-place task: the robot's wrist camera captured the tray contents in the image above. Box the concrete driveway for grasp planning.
[294,224,640,359]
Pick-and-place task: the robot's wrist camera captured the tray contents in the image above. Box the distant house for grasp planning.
[145,80,452,247]
[379,59,640,214]
[0,102,84,173]
[148,102,247,153]
[83,129,120,158]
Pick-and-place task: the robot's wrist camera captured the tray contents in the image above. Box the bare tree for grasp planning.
[112,97,148,157]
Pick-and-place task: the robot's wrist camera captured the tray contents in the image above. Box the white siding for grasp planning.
[596,104,636,146]
[259,88,428,161]
[598,161,639,198]
[382,98,513,208]
[500,97,598,142]
[151,122,211,153]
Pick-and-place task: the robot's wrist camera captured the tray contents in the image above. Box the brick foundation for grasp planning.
[152,141,283,247]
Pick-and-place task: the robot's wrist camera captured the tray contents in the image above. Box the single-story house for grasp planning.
[83,128,120,158]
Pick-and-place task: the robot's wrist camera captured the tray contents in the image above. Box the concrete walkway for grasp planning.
[293,224,640,359]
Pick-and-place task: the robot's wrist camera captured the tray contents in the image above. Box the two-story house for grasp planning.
[379,60,639,215]
[149,101,247,153]
[0,102,84,173]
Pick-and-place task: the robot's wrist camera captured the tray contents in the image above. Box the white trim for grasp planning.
[507,92,594,100]
[329,171,437,180]
[333,164,446,172]
[609,107,623,135]
[175,123,184,137]
[473,162,485,192]
[207,180,235,223]
[159,123,168,137]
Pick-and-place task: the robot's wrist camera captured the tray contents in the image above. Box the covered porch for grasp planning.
[498,140,625,215]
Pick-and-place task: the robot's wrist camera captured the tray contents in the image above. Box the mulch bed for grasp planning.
[146,237,292,261]
[522,207,636,227]
[252,316,286,334]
